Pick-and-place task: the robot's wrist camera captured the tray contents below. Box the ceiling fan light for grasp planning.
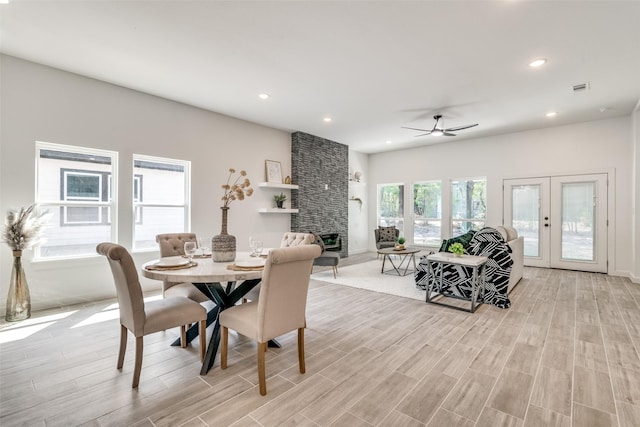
[431,130,444,136]
[529,58,547,68]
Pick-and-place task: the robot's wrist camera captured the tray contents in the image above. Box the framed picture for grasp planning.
[265,160,283,184]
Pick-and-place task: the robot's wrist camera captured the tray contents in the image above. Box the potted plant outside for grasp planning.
[274,193,287,209]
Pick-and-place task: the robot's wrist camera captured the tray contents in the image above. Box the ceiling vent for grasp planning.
[572,82,590,92]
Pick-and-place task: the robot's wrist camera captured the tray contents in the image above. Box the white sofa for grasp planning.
[492,225,524,293]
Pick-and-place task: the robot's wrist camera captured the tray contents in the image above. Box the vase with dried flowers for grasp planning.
[211,168,254,262]
[2,204,50,321]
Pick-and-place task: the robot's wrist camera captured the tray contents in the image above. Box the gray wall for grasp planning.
[291,132,349,257]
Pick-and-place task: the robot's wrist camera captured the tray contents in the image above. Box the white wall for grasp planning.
[632,104,640,283]
[368,117,636,279]
[348,150,369,254]
[0,55,293,312]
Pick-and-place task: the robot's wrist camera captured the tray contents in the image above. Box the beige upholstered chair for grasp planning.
[280,232,316,247]
[220,244,321,395]
[155,233,208,303]
[244,232,316,302]
[96,242,207,388]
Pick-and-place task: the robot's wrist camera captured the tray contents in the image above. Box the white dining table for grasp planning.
[141,252,266,375]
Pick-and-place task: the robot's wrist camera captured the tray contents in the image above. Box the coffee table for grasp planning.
[377,247,421,276]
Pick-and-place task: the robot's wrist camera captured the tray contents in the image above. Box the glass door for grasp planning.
[504,174,607,273]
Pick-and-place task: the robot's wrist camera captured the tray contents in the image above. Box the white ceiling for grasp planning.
[2,1,639,153]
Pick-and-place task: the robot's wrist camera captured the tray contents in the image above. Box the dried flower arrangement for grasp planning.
[2,204,50,252]
[221,168,254,207]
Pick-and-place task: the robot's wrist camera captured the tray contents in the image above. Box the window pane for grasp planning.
[133,156,190,250]
[561,182,595,261]
[413,181,441,245]
[377,184,404,233]
[451,178,486,237]
[134,206,186,250]
[512,184,540,257]
[36,143,116,259]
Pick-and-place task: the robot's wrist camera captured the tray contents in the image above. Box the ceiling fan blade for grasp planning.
[414,132,432,137]
[443,132,457,136]
[444,123,478,132]
[402,126,431,132]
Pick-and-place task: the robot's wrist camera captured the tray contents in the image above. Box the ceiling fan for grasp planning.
[402,114,478,137]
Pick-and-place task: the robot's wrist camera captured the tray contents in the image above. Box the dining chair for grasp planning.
[219,244,321,395]
[243,232,316,303]
[155,233,209,303]
[96,242,207,388]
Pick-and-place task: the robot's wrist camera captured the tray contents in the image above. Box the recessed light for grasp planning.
[385,140,392,144]
[323,117,332,123]
[545,111,558,117]
[529,58,547,68]
[258,93,270,100]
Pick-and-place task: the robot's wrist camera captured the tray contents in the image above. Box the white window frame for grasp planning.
[412,180,442,247]
[35,141,118,260]
[132,154,191,251]
[450,177,487,237]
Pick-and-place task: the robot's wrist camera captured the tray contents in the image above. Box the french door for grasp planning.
[503,174,608,273]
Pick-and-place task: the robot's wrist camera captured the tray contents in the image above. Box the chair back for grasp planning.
[96,243,145,335]
[280,232,315,248]
[156,233,198,257]
[257,245,321,342]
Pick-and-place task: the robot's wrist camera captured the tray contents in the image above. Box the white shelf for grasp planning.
[258,208,299,214]
[258,182,299,190]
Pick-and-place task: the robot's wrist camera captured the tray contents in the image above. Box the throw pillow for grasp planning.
[378,226,397,242]
[440,230,476,252]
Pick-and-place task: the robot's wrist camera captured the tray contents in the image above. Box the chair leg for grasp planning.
[258,342,267,395]
[180,325,187,348]
[332,265,337,279]
[199,320,207,362]
[132,336,143,388]
[221,326,228,369]
[117,324,127,370]
[297,328,306,374]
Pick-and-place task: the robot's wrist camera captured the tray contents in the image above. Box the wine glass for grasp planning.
[184,241,197,263]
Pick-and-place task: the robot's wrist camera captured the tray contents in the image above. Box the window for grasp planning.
[132,155,190,250]
[36,142,117,259]
[413,181,442,246]
[451,178,486,236]
[377,183,404,235]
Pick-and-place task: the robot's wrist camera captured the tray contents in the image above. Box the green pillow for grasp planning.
[440,230,476,252]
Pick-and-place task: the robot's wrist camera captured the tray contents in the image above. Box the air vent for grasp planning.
[572,82,590,92]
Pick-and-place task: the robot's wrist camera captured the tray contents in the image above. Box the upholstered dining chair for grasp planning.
[219,244,321,395]
[243,232,316,302]
[155,233,208,303]
[96,242,207,388]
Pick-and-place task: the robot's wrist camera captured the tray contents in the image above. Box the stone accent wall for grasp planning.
[291,132,348,257]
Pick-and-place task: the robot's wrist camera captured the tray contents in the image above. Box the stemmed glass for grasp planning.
[184,241,197,263]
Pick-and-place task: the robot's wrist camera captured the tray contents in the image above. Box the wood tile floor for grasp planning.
[2,261,640,426]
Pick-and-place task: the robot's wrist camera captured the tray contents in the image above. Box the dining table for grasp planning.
[141,252,268,375]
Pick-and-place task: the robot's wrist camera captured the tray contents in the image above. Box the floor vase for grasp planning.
[211,207,236,262]
[5,250,31,322]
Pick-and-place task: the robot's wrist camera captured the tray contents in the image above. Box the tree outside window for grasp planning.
[413,181,442,245]
[378,183,404,234]
[451,178,486,236]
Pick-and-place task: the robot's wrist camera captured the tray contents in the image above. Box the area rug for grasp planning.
[311,260,426,301]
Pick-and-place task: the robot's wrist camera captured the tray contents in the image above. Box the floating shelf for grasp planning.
[258,208,299,214]
[258,182,299,190]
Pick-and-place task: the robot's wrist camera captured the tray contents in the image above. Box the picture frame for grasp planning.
[265,160,283,184]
